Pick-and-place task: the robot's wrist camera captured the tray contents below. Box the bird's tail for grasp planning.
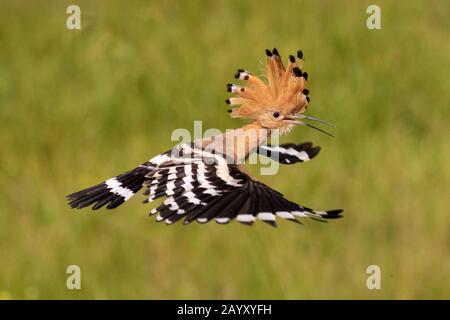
[66,166,151,210]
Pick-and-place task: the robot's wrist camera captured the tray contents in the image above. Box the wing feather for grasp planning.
[142,145,342,226]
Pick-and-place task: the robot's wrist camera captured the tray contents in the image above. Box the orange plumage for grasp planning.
[227,49,309,122]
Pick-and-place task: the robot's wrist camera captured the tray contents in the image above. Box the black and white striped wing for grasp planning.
[66,150,176,210]
[257,142,321,164]
[145,147,342,226]
[67,166,151,210]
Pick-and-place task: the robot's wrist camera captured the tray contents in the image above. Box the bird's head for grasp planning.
[226,48,334,136]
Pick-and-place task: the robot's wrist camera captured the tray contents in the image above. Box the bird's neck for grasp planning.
[196,122,269,164]
[239,122,270,149]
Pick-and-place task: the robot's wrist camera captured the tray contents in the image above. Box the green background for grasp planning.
[0,0,449,299]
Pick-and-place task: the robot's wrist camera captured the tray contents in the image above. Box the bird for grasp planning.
[66,48,343,227]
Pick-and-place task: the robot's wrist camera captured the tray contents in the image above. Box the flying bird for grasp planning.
[66,48,343,226]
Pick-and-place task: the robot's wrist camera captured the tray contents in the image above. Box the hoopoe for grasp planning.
[66,48,343,226]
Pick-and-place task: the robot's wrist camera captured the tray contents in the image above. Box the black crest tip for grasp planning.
[293,67,303,77]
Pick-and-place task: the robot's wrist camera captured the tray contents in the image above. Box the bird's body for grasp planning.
[67,48,343,226]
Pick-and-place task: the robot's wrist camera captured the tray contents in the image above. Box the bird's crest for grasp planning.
[226,48,310,120]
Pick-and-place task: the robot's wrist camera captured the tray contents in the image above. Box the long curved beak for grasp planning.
[285,114,335,137]
[290,114,335,127]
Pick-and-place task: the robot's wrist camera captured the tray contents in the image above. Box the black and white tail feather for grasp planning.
[66,144,342,227]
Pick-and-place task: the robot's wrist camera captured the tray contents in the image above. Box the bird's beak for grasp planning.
[290,114,335,127]
[285,114,335,137]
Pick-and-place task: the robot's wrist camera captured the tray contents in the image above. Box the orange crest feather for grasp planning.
[226,48,310,120]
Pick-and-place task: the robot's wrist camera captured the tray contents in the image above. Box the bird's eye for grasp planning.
[273,111,280,118]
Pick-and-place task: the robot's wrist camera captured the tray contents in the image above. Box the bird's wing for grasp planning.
[144,144,341,226]
[257,142,321,164]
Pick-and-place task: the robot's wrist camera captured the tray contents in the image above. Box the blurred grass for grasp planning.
[0,0,449,299]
